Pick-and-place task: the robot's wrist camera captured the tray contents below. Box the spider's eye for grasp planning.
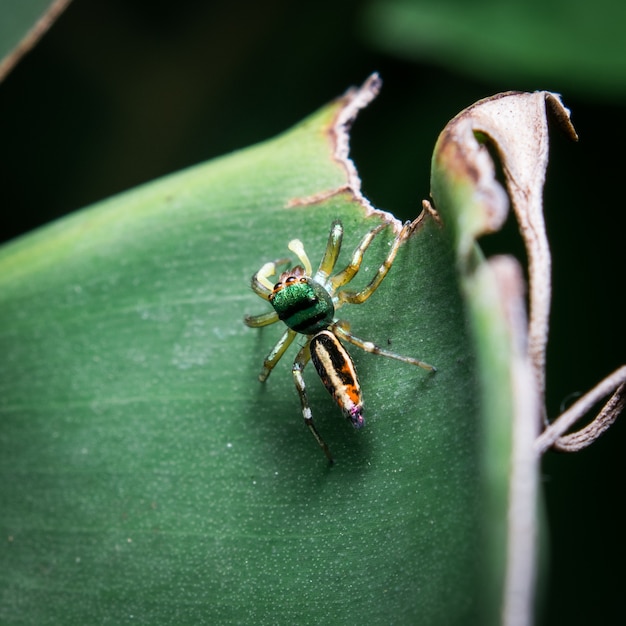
[285,276,298,285]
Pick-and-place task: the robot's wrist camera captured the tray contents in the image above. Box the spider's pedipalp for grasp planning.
[251,257,291,299]
[287,239,312,276]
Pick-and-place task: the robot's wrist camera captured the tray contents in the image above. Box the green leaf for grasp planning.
[362,0,626,98]
[1,78,522,624]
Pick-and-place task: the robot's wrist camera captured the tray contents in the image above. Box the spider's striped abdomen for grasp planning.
[310,330,364,429]
[269,271,335,335]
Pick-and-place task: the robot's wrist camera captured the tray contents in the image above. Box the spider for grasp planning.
[244,219,435,463]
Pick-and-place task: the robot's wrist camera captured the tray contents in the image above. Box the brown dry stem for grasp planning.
[449,91,623,454]
[434,90,623,626]
[0,0,73,83]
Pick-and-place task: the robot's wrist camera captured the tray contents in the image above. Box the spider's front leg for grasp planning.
[312,219,343,283]
[292,342,334,464]
[336,220,414,306]
[329,222,386,291]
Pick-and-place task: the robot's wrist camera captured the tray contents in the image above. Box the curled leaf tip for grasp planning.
[544,92,578,142]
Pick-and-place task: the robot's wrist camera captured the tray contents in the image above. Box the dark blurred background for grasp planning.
[0,1,624,623]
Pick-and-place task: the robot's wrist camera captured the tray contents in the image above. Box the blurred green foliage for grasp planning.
[364,0,626,98]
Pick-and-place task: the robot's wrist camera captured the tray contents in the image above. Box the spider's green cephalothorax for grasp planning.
[269,268,335,334]
[244,219,435,464]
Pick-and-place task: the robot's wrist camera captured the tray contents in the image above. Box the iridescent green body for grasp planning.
[269,271,334,334]
[244,219,436,464]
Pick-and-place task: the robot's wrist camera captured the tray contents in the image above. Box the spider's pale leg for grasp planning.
[330,222,386,291]
[333,321,436,372]
[312,220,343,283]
[244,310,279,328]
[251,257,291,300]
[293,343,334,464]
[337,221,413,306]
[258,328,298,382]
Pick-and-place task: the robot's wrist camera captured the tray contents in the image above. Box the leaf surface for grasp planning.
[0,79,515,625]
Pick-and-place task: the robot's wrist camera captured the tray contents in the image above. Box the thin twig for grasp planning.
[0,0,73,83]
